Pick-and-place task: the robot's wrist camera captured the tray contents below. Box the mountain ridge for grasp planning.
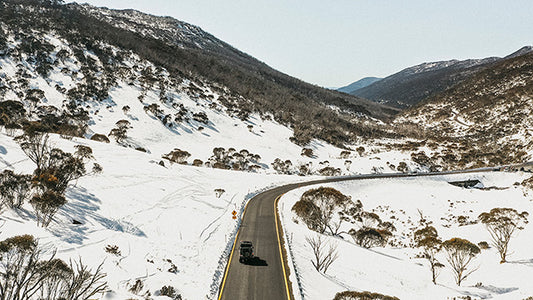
[337,77,382,94]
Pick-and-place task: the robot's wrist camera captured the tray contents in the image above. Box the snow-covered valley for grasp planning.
[1,1,533,300]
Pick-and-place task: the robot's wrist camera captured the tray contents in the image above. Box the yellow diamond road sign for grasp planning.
[232,210,237,215]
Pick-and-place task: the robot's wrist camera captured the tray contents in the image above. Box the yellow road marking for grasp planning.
[274,194,292,300]
[218,192,293,300]
[218,198,253,300]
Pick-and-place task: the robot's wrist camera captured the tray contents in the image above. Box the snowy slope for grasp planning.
[280,172,533,300]
[0,131,308,299]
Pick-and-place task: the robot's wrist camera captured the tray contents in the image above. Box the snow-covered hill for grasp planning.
[280,172,533,300]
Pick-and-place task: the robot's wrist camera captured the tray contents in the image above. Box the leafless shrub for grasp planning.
[129,279,144,295]
[305,235,338,274]
[105,245,121,256]
[62,258,107,300]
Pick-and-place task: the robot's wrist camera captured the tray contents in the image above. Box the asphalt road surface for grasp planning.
[218,169,497,300]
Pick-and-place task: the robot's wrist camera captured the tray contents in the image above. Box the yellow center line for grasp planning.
[274,194,292,300]
[218,197,254,300]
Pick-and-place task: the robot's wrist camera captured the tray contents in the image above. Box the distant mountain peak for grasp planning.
[337,77,382,94]
[504,45,533,59]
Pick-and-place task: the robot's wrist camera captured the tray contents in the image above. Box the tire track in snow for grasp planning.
[199,194,236,242]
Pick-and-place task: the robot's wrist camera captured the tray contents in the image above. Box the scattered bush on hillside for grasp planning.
[14,127,100,225]
[478,207,528,263]
[0,170,32,209]
[192,111,209,124]
[129,279,144,295]
[122,105,130,114]
[356,146,365,157]
[0,100,26,126]
[339,150,351,159]
[411,151,433,168]
[318,167,341,176]
[297,162,312,176]
[25,88,45,114]
[344,160,352,171]
[271,158,293,174]
[34,148,86,192]
[396,161,408,173]
[192,159,203,167]
[90,133,110,143]
[442,238,480,286]
[162,148,191,164]
[292,187,353,235]
[301,148,314,158]
[333,290,400,300]
[30,190,67,227]
[206,147,261,171]
[477,241,490,250]
[105,245,121,256]
[109,119,131,143]
[159,285,182,299]
[214,188,225,198]
[349,227,389,248]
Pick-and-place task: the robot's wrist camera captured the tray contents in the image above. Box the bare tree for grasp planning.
[15,130,50,172]
[63,258,107,300]
[0,235,55,300]
[414,226,444,284]
[37,258,72,300]
[305,235,338,273]
[478,207,529,263]
[442,238,480,286]
[0,235,107,300]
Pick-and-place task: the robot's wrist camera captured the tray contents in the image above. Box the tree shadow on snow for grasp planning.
[52,186,146,244]
[507,258,533,267]
[476,285,518,294]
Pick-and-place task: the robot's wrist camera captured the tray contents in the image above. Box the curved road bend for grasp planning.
[218,169,496,300]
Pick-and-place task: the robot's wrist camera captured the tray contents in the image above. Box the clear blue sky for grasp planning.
[73,0,533,88]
